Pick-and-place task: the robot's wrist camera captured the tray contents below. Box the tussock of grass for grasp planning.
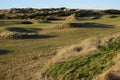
[52,23,72,29]
[49,34,120,64]
[49,38,100,63]
[0,31,39,39]
[41,34,120,80]
[52,14,75,29]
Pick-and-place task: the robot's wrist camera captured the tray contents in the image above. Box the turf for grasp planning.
[0,15,120,80]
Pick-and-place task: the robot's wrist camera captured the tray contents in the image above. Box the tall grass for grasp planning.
[42,38,120,80]
[51,14,75,29]
[44,52,115,80]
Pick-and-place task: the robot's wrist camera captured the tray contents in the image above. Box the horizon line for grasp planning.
[0,7,120,10]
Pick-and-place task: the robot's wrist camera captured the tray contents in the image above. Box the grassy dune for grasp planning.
[0,15,120,80]
[43,39,120,80]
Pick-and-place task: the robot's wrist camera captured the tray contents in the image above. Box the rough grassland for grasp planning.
[0,15,120,80]
[42,40,120,80]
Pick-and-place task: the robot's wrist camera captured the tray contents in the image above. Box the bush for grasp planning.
[75,10,102,17]
[21,21,33,24]
[105,9,120,14]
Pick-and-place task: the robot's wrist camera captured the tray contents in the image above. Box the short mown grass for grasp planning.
[43,41,120,80]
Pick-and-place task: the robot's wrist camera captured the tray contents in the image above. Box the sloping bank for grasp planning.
[41,34,120,80]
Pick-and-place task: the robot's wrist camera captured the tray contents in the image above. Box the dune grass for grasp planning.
[0,15,120,80]
[43,41,120,80]
[44,52,115,80]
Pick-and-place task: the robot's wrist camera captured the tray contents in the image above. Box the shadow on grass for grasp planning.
[6,27,42,33]
[3,27,56,39]
[23,34,56,39]
[71,22,114,28]
[105,73,120,80]
[109,15,119,18]
[0,50,11,55]
[77,14,104,20]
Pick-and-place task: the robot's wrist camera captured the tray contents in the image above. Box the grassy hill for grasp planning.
[0,13,120,80]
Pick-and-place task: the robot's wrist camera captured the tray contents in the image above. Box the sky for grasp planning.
[0,0,120,10]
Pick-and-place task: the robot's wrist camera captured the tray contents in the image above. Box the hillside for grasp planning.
[0,8,120,80]
[0,8,120,20]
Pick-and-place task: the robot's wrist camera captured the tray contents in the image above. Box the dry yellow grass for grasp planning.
[51,14,75,29]
[51,23,72,29]
[40,33,120,80]
[0,30,40,39]
[101,33,120,45]
[48,33,120,64]
[49,38,99,63]
[1,15,120,80]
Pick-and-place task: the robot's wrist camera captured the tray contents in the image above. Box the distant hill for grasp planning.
[0,7,120,20]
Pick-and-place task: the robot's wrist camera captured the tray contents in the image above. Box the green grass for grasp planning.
[0,15,120,80]
[43,41,120,80]
[44,52,115,80]
[100,41,120,52]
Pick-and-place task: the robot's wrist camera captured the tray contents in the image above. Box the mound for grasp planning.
[49,33,120,63]
[40,34,120,80]
[0,31,39,39]
[52,14,75,29]
[52,23,72,29]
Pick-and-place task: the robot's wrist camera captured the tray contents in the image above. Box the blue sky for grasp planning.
[0,0,120,10]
